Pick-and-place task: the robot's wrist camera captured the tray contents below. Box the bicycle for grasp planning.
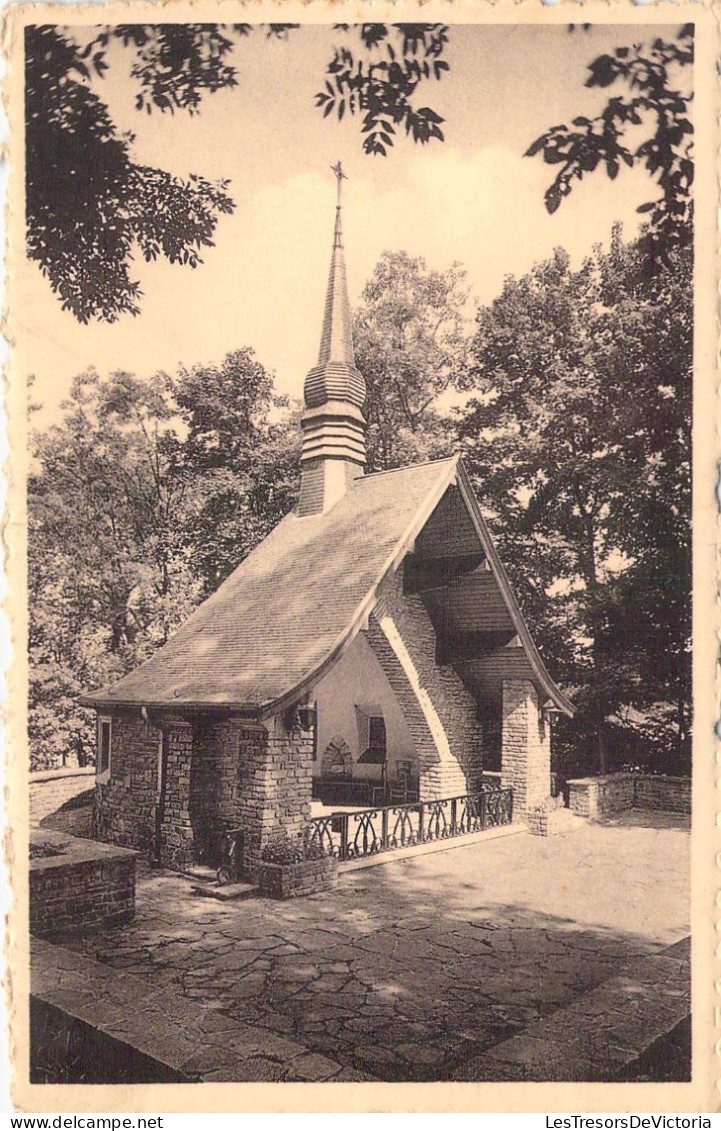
[216,825,245,884]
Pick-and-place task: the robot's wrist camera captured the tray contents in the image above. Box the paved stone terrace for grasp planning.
[38,811,689,1083]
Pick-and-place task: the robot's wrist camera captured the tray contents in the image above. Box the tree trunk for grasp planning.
[571,478,608,776]
[591,644,608,776]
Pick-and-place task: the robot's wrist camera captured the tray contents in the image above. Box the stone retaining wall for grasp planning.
[30,767,96,826]
[634,775,691,813]
[568,773,691,820]
[30,829,136,938]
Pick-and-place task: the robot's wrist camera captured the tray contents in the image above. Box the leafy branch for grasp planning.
[315,24,449,155]
[525,25,693,250]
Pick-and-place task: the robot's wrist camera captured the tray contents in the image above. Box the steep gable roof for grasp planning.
[80,456,573,717]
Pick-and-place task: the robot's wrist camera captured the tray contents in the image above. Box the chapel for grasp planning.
[81,170,573,875]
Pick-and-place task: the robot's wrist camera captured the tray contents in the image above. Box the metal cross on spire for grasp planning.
[330,160,347,207]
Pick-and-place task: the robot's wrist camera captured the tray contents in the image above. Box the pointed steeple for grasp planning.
[298,164,367,516]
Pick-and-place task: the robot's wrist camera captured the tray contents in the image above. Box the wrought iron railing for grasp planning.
[307,786,513,862]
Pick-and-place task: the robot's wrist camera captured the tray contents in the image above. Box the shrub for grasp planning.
[260,832,326,866]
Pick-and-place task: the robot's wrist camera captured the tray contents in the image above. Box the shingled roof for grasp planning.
[80,456,573,718]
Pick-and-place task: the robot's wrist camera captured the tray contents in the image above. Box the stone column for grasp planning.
[236,714,314,880]
[501,679,551,818]
[159,720,195,868]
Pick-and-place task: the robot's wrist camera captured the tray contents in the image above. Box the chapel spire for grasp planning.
[297,163,367,517]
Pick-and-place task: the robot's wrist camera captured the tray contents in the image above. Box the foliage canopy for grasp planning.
[25,23,449,322]
[462,232,691,774]
[526,25,693,255]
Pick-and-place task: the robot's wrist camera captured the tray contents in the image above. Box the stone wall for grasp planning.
[94,712,246,868]
[501,680,551,817]
[524,796,576,837]
[568,773,691,819]
[634,775,691,813]
[190,718,244,863]
[369,567,484,800]
[258,855,338,900]
[94,713,159,852]
[236,716,314,880]
[158,721,195,869]
[30,767,96,826]
[93,710,314,875]
[30,829,136,938]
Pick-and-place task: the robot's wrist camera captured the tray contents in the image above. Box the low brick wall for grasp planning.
[568,773,691,820]
[634,775,691,813]
[258,855,338,900]
[30,767,96,826]
[525,795,567,836]
[30,829,136,938]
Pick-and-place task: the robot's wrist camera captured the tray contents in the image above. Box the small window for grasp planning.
[98,717,112,777]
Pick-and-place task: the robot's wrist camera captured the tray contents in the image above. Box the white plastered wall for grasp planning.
[313,631,416,779]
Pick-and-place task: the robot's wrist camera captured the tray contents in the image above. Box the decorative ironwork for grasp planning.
[457,793,483,835]
[349,809,384,858]
[309,786,513,863]
[485,787,513,827]
[389,805,417,848]
[424,798,452,841]
[306,814,339,858]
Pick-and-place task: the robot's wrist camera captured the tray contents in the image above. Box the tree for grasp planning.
[526,25,693,255]
[353,250,471,470]
[316,24,448,155]
[26,23,450,323]
[25,26,236,323]
[461,230,691,776]
[174,349,300,594]
[28,352,300,769]
[28,368,194,767]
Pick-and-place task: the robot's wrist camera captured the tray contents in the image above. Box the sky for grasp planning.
[18,22,684,424]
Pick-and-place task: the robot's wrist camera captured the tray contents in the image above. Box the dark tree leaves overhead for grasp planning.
[25,22,449,323]
[526,25,693,252]
[113,24,239,113]
[315,24,449,155]
[25,25,236,323]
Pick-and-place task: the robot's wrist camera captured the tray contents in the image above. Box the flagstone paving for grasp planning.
[41,811,689,1082]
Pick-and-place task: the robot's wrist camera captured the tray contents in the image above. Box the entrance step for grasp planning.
[190,881,259,902]
[182,865,217,883]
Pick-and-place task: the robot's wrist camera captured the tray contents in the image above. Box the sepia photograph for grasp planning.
[6,4,716,1110]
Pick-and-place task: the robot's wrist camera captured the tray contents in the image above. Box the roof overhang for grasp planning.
[453,461,575,716]
[77,695,263,718]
